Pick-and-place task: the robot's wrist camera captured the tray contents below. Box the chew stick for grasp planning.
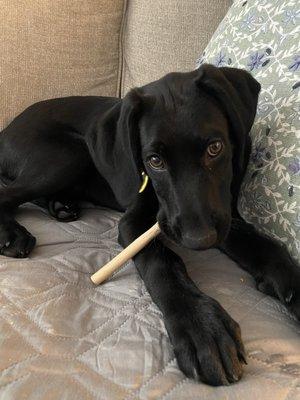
[91,222,161,285]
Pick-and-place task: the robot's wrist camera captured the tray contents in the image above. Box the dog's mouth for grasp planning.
[157,215,231,251]
[157,217,181,245]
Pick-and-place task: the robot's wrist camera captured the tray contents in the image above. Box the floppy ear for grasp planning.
[195,64,261,193]
[87,89,144,208]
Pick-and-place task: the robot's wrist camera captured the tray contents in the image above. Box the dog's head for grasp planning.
[92,64,260,250]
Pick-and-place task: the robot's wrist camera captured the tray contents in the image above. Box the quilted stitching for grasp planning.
[0,205,299,399]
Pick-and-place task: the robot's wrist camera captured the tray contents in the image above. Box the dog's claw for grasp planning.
[238,352,248,365]
[285,290,294,304]
[222,377,230,386]
[0,241,10,252]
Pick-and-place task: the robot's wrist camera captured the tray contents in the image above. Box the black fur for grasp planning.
[0,64,299,386]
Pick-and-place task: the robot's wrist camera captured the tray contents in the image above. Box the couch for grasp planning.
[0,1,299,399]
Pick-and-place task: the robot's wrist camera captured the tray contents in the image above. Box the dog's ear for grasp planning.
[87,89,144,208]
[195,64,261,180]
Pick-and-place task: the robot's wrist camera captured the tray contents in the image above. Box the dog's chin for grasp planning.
[182,240,216,251]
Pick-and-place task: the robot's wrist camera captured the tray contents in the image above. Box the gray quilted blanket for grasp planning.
[0,204,299,399]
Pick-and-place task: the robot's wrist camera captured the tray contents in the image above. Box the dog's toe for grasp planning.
[0,222,36,258]
[49,199,80,222]
[256,266,300,321]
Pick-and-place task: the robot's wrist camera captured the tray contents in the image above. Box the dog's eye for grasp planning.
[147,155,165,170]
[207,141,223,157]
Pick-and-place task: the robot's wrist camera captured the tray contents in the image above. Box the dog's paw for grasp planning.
[48,199,80,222]
[255,252,300,320]
[164,295,246,386]
[0,221,36,258]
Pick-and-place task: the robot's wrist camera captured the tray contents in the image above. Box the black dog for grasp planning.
[0,64,299,386]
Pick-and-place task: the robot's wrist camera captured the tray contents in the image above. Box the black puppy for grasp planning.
[0,64,299,386]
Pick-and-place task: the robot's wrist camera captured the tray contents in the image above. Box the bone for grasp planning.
[91,222,161,285]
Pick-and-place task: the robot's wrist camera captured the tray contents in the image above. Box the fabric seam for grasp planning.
[116,0,129,98]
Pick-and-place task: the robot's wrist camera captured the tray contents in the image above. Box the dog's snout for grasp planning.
[181,228,218,250]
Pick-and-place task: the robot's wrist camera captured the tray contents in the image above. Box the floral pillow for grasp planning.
[196,0,300,263]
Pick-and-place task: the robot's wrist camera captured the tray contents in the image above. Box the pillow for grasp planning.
[196,0,300,263]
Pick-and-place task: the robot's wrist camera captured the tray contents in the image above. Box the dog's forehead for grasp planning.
[139,71,230,150]
[141,73,227,124]
[140,90,228,147]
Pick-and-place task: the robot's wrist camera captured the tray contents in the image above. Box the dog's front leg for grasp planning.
[220,218,300,320]
[118,191,246,386]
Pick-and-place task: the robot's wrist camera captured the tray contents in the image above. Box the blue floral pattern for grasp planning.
[196,0,300,263]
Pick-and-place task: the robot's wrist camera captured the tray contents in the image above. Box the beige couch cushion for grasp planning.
[0,0,126,129]
[121,0,232,95]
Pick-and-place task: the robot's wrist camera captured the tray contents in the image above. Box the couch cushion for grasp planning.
[0,0,126,129]
[0,205,299,399]
[121,0,232,96]
[195,0,300,263]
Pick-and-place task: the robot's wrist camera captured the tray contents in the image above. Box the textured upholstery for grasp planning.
[0,205,299,399]
[0,1,299,398]
[0,0,126,129]
[121,0,232,95]
[197,0,300,263]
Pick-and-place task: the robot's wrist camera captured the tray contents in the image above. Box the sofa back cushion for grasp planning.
[0,0,126,129]
[121,0,232,95]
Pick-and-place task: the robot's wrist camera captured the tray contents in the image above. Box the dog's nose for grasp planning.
[181,229,218,250]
